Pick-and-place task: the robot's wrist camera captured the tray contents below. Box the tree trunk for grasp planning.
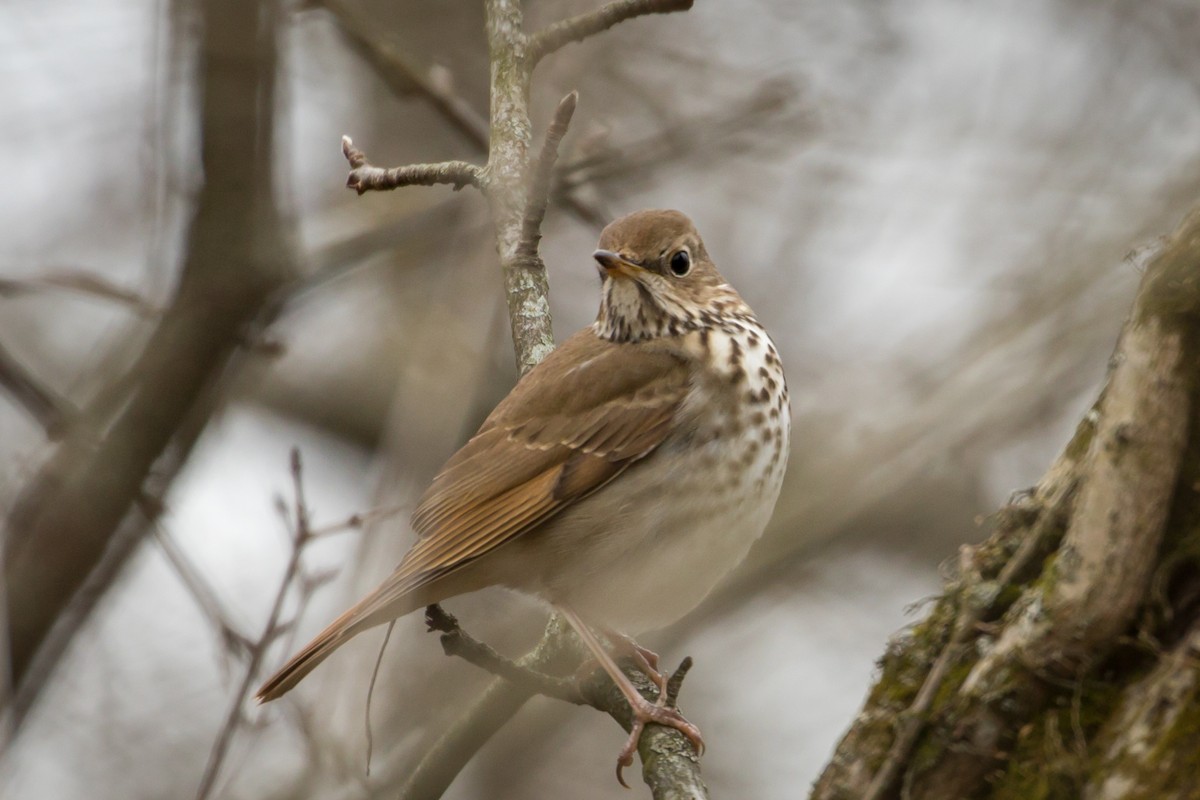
[812,207,1200,800]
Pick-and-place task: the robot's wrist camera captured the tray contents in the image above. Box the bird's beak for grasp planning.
[593,249,644,280]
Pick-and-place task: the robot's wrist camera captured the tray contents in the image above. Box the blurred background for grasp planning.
[2,0,1199,797]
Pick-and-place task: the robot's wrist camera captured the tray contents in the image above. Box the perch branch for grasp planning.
[424,605,584,704]
[342,137,482,194]
[397,614,583,800]
[339,1,702,795]
[425,606,708,800]
[528,0,695,64]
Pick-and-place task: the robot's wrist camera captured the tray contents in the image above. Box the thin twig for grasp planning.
[0,271,160,317]
[397,613,584,800]
[0,340,76,436]
[153,524,254,658]
[318,0,607,227]
[342,137,483,194]
[527,0,695,64]
[195,449,326,800]
[517,92,578,261]
[425,605,585,704]
[317,0,489,149]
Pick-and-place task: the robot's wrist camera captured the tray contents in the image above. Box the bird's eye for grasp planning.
[668,250,691,276]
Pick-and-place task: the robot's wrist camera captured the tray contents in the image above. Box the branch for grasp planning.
[0,339,76,436]
[336,1,702,794]
[528,0,695,64]
[319,0,607,228]
[196,449,353,800]
[424,605,584,704]
[517,91,577,260]
[397,614,584,800]
[317,0,490,149]
[2,0,291,714]
[342,137,482,194]
[0,270,160,317]
[423,606,708,800]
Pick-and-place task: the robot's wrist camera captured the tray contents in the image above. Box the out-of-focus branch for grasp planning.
[196,449,349,800]
[527,0,694,65]
[0,340,76,436]
[154,524,254,659]
[315,0,490,150]
[0,270,160,317]
[342,138,482,194]
[2,0,291,721]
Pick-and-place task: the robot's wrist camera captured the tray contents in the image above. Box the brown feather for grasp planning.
[256,328,692,701]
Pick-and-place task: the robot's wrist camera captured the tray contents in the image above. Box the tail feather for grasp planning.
[256,576,428,703]
[255,623,353,703]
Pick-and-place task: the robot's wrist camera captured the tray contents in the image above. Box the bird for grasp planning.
[256,209,791,779]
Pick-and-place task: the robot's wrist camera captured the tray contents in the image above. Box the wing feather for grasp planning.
[396,329,691,587]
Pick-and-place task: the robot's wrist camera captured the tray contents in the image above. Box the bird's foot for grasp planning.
[603,629,668,695]
[615,694,704,788]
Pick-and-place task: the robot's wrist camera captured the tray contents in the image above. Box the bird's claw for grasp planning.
[613,695,705,788]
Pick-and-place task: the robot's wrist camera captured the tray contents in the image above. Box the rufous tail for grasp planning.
[255,577,426,703]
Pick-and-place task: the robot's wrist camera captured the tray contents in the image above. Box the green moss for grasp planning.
[990,678,1125,800]
[868,596,957,710]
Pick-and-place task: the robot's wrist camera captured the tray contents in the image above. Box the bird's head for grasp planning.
[592,209,736,343]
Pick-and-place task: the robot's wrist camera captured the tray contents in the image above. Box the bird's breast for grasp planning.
[518,319,792,633]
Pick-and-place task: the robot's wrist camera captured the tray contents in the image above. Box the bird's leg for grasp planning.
[558,607,704,787]
[601,626,668,700]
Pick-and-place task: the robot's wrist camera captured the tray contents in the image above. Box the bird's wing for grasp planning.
[394,329,692,593]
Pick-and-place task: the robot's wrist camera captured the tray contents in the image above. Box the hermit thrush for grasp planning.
[257,209,791,778]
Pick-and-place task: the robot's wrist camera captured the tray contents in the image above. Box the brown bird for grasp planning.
[256,209,791,778]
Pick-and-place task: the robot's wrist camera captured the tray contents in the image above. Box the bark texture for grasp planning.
[812,207,1200,799]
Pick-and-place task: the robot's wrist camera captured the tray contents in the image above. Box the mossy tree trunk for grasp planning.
[812,208,1200,800]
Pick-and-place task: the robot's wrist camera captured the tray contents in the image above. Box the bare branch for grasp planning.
[528,0,695,65]
[3,0,292,709]
[317,0,489,149]
[342,137,482,194]
[424,605,709,800]
[0,340,76,436]
[517,92,578,261]
[153,524,254,658]
[319,2,607,228]
[196,449,349,800]
[0,271,160,317]
[397,614,584,800]
[425,605,584,704]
